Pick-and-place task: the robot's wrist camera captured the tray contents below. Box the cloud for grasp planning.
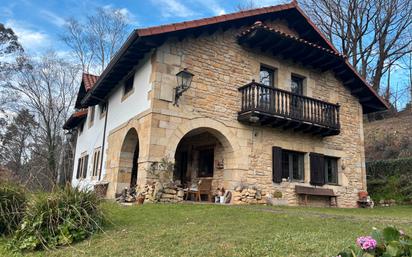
[153,0,196,18]
[5,20,51,54]
[250,0,289,7]
[102,4,139,26]
[40,10,67,27]
[194,0,226,16]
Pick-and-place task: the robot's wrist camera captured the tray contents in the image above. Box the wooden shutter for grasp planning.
[82,155,89,178]
[272,147,282,183]
[310,153,325,186]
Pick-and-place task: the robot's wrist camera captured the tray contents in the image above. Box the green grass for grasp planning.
[1,203,411,257]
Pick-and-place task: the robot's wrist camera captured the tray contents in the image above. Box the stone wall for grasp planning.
[103,19,366,207]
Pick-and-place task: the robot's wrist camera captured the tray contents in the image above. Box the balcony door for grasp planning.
[259,66,275,111]
[291,75,304,118]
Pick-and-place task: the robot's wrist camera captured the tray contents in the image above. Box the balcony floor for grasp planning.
[238,110,340,137]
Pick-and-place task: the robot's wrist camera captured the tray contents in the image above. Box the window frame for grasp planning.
[91,148,102,179]
[324,156,339,185]
[122,75,134,100]
[291,74,304,95]
[99,102,107,119]
[76,153,89,179]
[78,122,84,135]
[281,150,305,182]
[88,106,95,127]
[259,65,276,87]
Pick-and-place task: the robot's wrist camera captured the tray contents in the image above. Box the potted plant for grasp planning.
[267,190,288,206]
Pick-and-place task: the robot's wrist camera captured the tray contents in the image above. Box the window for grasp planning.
[99,102,107,119]
[291,75,304,117]
[79,122,84,134]
[291,75,304,95]
[89,106,95,127]
[281,150,304,181]
[325,156,338,184]
[198,148,214,177]
[124,75,134,96]
[76,154,89,179]
[260,66,275,87]
[92,148,101,178]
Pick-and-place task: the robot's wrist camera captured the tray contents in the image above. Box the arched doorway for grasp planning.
[173,127,234,197]
[118,128,139,191]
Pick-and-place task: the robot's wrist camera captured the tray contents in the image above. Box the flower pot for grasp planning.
[358,191,368,199]
[137,195,145,205]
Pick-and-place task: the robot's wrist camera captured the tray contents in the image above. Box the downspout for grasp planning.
[99,101,109,181]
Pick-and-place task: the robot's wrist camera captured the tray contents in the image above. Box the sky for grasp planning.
[1,0,410,108]
[0,0,286,56]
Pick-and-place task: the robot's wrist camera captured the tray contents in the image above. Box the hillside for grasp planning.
[364,111,412,161]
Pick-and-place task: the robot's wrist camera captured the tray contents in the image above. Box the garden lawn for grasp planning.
[1,203,411,257]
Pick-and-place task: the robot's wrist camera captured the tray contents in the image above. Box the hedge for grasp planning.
[366,157,412,203]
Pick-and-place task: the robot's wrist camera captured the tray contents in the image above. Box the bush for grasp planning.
[336,227,412,257]
[367,158,412,202]
[0,182,26,235]
[9,185,104,251]
[367,158,412,178]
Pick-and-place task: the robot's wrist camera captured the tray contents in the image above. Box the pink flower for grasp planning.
[400,230,405,236]
[356,236,377,251]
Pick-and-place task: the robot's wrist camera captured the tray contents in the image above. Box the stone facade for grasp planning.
[102,19,367,208]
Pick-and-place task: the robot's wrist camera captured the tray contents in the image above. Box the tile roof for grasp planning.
[82,73,99,91]
[63,109,88,130]
[238,21,344,58]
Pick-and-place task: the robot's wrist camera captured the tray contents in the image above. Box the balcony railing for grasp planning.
[238,81,340,136]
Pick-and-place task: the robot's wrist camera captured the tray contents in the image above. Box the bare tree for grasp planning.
[0,23,25,109]
[0,109,36,175]
[61,7,130,73]
[302,0,412,94]
[5,52,80,185]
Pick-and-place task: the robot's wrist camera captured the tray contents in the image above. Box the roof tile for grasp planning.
[82,73,99,91]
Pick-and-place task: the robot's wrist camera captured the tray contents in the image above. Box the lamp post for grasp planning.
[174,68,194,106]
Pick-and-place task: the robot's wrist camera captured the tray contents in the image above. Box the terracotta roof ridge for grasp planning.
[136,1,297,37]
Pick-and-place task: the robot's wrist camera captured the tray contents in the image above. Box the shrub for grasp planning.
[336,227,412,257]
[366,158,412,202]
[0,182,26,235]
[9,185,104,251]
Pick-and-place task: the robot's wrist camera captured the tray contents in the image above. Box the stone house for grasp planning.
[64,1,388,207]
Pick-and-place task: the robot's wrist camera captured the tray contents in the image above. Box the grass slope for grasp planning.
[1,203,412,257]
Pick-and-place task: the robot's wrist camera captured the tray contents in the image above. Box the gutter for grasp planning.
[98,101,109,181]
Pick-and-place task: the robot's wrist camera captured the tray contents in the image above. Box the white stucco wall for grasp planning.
[71,56,152,190]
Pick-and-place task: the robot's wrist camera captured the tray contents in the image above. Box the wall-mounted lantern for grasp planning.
[174,68,194,106]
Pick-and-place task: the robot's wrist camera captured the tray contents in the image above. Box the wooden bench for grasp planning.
[295,185,337,207]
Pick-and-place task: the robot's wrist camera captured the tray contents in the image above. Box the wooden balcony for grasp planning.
[238,81,340,136]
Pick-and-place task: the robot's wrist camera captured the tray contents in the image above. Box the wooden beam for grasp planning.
[351,87,364,94]
[309,55,330,67]
[300,50,319,64]
[343,78,356,86]
[319,59,341,71]
[359,96,374,103]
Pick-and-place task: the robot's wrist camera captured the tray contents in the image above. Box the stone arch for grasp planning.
[166,118,247,190]
[117,127,140,192]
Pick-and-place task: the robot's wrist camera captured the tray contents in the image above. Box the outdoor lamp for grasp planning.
[174,68,194,105]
